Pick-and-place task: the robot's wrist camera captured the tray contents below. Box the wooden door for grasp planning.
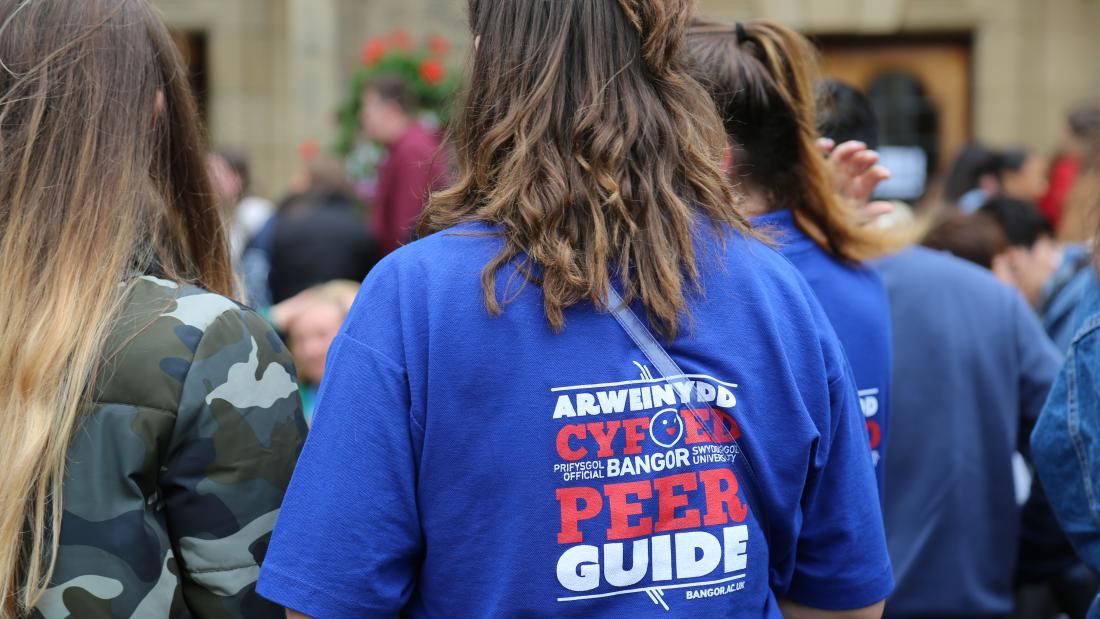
[169,30,210,121]
[818,35,972,177]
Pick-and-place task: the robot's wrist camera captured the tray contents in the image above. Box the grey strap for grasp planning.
[605,286,770,539]
[606,287,685,384]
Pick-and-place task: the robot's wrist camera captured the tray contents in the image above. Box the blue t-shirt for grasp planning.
[258,222,893,618]
[753,210,891,493]
[874,247,1061,616]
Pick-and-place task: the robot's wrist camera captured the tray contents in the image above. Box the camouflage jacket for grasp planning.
[30,276,308,619]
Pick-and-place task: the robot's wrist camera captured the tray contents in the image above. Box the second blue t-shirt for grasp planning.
[754,209,892,493]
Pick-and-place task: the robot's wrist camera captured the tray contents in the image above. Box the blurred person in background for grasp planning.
[920,199,1096,619]
[979,196,1095,354]
[361,74,450,254]
[259,1,893,616]
[997,149,1051,205]
[267,154,380,304]
[207,149,275,266]
[1041,102,1100,229]
[944,142,1002,213]
[271,281,360,424]
[925,198,1093,354]
[922,210,1009,270]
[815,79,904,228]
[1059,126,1100,244]
[979,197,1060,308]
[0,0,306,617]
[688,19,896,489]
[816,79,879,149]
[817,76,1064,619]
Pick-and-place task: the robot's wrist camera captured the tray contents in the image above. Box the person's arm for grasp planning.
[779,279,894,611]
[817,138,894,224]
[780,599,885,619]
[1032,320,1100,576]
[163,305,307,617]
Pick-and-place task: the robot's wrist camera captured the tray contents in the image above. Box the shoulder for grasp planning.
[340,222,497,324]
[876,246,1010,299]
[875,245,982,282]
[1069,277,1100,347]
[369,222,501,280]
[693,229,849,352]
[875,247,1044,353]
[98,276,292,412]
[121,276,263,347]
[393,124,443,157]
[703,227,820,300]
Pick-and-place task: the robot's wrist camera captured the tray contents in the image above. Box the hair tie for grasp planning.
[735,21,749,44]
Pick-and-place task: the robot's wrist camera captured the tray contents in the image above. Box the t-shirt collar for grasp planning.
[750,209,814,252]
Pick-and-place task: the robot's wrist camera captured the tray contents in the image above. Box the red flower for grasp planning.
[298,138,320,161]
[419,59,445,85]
[361,38,386,66]
[389,29,413,51]
[427,34,451,57]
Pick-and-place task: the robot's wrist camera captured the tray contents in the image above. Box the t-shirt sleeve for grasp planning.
[784,307,895,610]
[257,262,422,618]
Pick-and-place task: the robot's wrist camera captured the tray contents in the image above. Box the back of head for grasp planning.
[216,149,252,195]
[995,149,1030,179]
[922,212,1009,269]
[304,154,356,201]
[365,73,416,113]
[686,18,892,262]
[943,143,998,205]
[1068,101,1100,143]
[978,196,1052,248]
[0,0,229,612]
[816,79,880,149]
[422,0,747,337]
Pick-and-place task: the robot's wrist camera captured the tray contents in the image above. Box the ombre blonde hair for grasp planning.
[0,0,233,613]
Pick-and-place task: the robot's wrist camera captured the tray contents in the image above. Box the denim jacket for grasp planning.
[1032,270,1100,619]
[1040,244,1095,353]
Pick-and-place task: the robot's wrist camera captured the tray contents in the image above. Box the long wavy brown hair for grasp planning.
[419,0,751,337]
[687,19,895,262]
[0,0,232,612]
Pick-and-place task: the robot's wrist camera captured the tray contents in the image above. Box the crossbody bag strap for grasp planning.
[605,286,770,543]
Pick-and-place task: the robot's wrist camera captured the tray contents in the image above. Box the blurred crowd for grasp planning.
[205,74,449,422]
[207,34,1100,619]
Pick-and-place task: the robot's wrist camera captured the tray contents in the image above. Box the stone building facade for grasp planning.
[153,0,1100,199]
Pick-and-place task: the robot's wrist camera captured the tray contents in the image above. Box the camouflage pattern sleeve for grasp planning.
[162,300,307,618]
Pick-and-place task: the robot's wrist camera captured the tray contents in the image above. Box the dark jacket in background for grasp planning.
[269,188,380,304]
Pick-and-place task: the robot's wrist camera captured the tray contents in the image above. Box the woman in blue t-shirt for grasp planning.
[687,20,897,493]
[259,2,892,617]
